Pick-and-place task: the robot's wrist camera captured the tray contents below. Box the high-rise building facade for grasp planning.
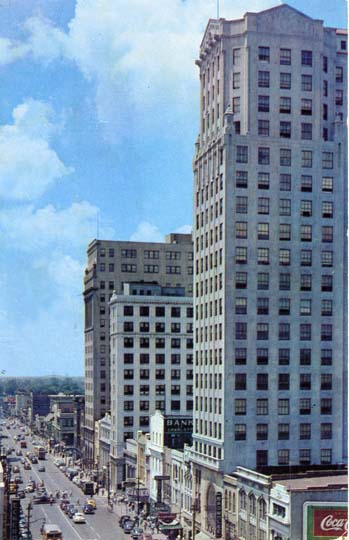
[83,234,193,465]
[191,4,347,531]
[109,283,194,488]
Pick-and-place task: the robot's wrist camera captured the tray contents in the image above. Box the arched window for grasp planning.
[240,489,246,510]
[259,497,267,520]
[249,493,256,515]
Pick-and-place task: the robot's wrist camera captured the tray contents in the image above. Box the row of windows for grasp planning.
[118,264,184,274]
[235,248,333,266]
[234,373,333,391]
[235,322,333,341]
[235,297,333,317]
[123,321,193,333]
[235,272,333,291]
[123,337,193,349]
[123,368,193,380]
[116,249,190,260]
[235,172,333,192]
[257,47,313,65]
[124,384,193,395]
[123,353,193,365]
[234,398,332,416]
[123,306,193,317]
[234,422,333,441]
[233,347,333,366]
[236,147,333,168]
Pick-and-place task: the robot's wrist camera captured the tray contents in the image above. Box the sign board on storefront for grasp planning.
[303,503,348,540]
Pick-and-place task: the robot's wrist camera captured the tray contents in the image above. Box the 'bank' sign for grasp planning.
[303,503,348,540]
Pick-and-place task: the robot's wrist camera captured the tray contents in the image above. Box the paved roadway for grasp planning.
[3,422,132,540]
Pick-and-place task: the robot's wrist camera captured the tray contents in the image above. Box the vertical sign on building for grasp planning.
[10,498,20,540]
[216,492,222,538]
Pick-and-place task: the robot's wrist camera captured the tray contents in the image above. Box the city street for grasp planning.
[4,423,144,540]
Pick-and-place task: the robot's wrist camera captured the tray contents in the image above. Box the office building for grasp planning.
[109,282,193,488]
[83,234,193,465]
[191,4,347,535]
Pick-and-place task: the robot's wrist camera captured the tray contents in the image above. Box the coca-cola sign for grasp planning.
[305,505,348,540]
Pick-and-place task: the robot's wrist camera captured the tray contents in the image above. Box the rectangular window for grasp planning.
[301,224,312,241]
[300,423,311,440]
[256,424,268,440]
[280,96,291,114]
[300,324,311,341]
[301,50,312,66]
[235,348,247,365]
[232,97,240,113]
[301,99,312,115]
[233,72,241,89]
[321,299,333,316]
[278,373,289,390]
[300,200,312,216]
[236,146,248,163]
[258,95,269,112]
[236,196,248,213]
[257,373,268,390]
[300,299,312,316]
[300,373,311,390]
[320,449,332,464]
[258,147,270,165]
[300,398,311,414]
[321,423,332,439]
[321,324,332,341]
[322,275,332,292]
[301,74,312,91]
[300,250,312,266]
[236,221,248,238]
[235,399,246,415]
[278,423,289,440]
[235,297,247,314]
[336,89,343,106]
[279,199,291,216]
[257,273,269,290]
[279,273,290,291]
[256,399,268,415]
[280,122,291,138]
[278,449,289,465]
[280,72,291,89]
[236,170,248,188]
[258,71,270,88]
[236,272,247,289]
[258,120,270,136]
[236,246,248,264]
[257,348,268,365]
[279,223,291,241]
[280,48,291,65]
[258,222,269,240]
[322,201,333,218]
[235,424,246,440]
[322,152,333,169]
[235,374,247,390]
[336,65,343,83]
[302,151,313,168]
[321,398,332,415]
[278,399,289,415]
[257,323,269,340]
[279,299,290,316]
[280,174,291,191]
[301,175,312,192]
[300,348,311,365]
[258,172,270,189]
[257,297,269,315]
[322,226,333,243]
[258,197,269,214]
[279,249,290,266]
[321,349,332,365]
[232,48,241,65]
[301,123,312,140]
[235,322,247,340]
[321,251,333,267]
[279,323,290,340]
[258,46,270,62]
[257,248,269,265]
[280,148,291,166]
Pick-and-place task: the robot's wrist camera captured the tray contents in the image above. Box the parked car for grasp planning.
[123,521,135,534]
[83,504,94,514]
[73,512,86,524]
[38,465,45,472]
[85,499,96,509]
[33,494,49,504]
[68,506,78,519]
[131,528,144,539]
[119,515,131,527]
[17,490,26,499]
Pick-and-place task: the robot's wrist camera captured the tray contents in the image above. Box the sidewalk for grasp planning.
[94,492,168,540]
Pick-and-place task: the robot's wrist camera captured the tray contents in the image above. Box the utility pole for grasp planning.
[136,476,140,525]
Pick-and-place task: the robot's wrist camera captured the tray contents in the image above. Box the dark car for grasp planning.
[60,499,70,510]
[119,515,131,527]
[68,506,78,519]
[131,528,144,539]
[33,494,49,504]
[123,521,135,534]
[83,504,94,514]
[17,490,26,499]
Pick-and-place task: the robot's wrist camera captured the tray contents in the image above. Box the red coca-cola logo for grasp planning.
[313,508,348,537]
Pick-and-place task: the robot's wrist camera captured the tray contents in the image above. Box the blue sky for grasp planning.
[0,0,346,376]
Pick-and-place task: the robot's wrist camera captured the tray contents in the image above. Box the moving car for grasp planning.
[85,498,96,509]
[131,527,144,539]
[38,465,45,472]
[82,504,94,514]
[33,494,49,504]
[119,515,131,527]
[72,512,86,524]
[123,521,135,534]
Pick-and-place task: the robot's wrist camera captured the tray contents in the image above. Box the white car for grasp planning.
[73,513,86,524]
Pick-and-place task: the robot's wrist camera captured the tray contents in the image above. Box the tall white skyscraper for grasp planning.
[190,4,347,533]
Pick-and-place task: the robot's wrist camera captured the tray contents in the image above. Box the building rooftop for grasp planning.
[274,474,348,491]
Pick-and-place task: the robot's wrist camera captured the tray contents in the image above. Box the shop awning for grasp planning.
[159,522,183,531]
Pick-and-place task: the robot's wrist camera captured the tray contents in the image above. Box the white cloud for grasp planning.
[0,99,72,200]
[0,37,29,65]
[175,224,192,235]
[130,221,163,242]
[0,0,280,139]
[0,201,115,251]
